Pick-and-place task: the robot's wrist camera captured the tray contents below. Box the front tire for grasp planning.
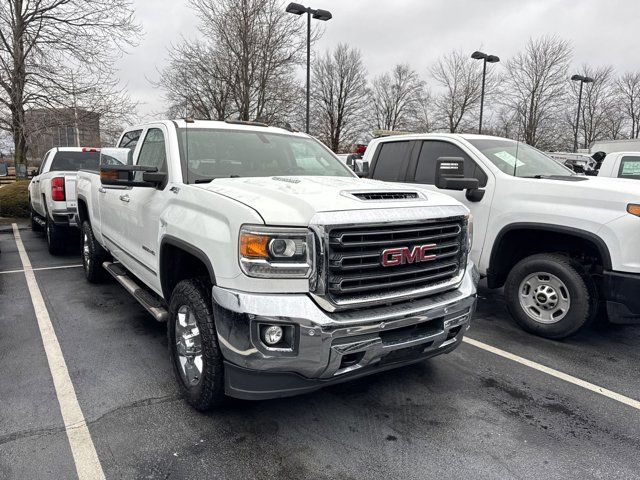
[45,217,66,255]
[169,278,225,411]
[81,221,108,283]
[504,253,598,339]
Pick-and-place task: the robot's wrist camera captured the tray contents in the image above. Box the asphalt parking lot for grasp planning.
[1,225,639,480]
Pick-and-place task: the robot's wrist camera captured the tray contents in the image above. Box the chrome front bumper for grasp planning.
[212,261,478,399]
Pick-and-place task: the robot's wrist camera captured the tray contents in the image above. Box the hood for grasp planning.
[195,176,463,225]
[507,175,640,223]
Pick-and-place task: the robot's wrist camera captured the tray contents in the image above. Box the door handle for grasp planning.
[98,187,106,193]
[119,194,130,203]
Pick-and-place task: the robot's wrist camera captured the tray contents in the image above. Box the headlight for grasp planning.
[466,214,473,253]
[239,225,314,278]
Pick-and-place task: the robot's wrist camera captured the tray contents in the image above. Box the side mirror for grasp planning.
[436,157,485,202]
[346,154,355,167]
[100,164,166,188]
[361,161,370,174]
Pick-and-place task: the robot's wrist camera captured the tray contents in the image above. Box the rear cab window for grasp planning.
[118,130,143,150]
[49,151,101,172]
[618,156,640,180]
[370,141,412,181]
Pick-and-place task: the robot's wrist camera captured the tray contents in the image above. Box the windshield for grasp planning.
[50,151,100,172]
[177,128,353,182]
[467,138,574,177]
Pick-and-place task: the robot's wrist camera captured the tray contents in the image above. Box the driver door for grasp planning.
[118,127,171,292]
[407,140,495,264]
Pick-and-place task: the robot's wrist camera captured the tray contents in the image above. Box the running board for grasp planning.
[102,261,169,322]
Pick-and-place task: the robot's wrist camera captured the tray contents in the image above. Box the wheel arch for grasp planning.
[159,236,217,301]
[487,223,612,289]
[77,195,89,225]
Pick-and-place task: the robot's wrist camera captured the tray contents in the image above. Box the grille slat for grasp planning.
[330,229,461,248]
[325,218,466,305]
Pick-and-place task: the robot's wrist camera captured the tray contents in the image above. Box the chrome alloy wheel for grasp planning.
[175,305,203,386]
[519,272,571,324]
[82,232,91,271]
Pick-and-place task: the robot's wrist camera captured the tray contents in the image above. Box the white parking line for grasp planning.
[0,264,83,275]
[463,336,640,411]
[12,224,106,480]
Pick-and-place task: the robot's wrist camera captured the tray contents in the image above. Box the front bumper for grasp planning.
[604,270,640,324]
[212,261,478,400]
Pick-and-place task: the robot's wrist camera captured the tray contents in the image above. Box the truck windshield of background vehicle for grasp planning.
[468,138,575,178]
[49,151,101,172]
[177,128,354,183]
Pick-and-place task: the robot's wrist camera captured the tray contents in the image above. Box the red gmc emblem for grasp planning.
[381,244,437,267]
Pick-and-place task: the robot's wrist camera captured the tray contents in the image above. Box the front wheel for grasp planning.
[168,278,225,411]
[504,254,598,339]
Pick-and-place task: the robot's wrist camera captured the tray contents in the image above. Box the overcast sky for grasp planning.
[116,0,640,120]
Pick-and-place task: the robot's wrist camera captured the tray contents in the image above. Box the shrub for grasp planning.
[0,181,30,218]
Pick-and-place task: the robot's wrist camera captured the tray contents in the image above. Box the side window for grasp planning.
[371,141,412,181]
[118,129,142,150]
[414,141,487,187]
[618,156,640,180]
[136,128,167,170]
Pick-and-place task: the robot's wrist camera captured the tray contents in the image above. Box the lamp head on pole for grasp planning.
[286,2,307,15]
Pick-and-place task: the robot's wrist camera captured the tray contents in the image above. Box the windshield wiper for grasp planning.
[194,175,242,183]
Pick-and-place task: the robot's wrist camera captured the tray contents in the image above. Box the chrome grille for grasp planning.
[324,218,466,307]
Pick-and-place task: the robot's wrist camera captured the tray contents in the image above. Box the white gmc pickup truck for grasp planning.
[28,147,101,254]
[76,119,478,410]
[363,133,640,339]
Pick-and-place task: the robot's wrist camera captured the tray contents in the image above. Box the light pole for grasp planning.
[571,74,594,152]
[286,3,332,134]
[471,51,500,134]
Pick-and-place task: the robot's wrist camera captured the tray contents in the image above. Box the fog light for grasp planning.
[262,325,283,345]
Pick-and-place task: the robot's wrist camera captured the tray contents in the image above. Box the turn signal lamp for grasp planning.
[627,204,640,217]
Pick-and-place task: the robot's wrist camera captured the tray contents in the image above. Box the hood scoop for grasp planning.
[349,191,422,201]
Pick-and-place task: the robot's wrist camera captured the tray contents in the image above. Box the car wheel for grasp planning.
[30,206,43,232]
[504,253,598,339]
[45,216,66,255]
[169,278,225,411]
[81,221,108,283]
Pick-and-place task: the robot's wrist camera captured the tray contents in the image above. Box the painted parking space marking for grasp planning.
[463,336,640,411]
[12,224,106,480]
[0,264,83,275]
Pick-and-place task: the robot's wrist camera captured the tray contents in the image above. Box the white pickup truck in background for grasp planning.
[28,147,101,254]
[76,119,478,410]
[596,152,640,180]
[364,133,640,339]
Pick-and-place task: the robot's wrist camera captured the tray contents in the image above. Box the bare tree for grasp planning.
[160,41,233,121]
[503,36,572,149]
[311,44,369,152]
[616,72,640,139]
[370,64,424,131]
[566,65,619,149]
[430,50,486,133]
[182,0,307,124]
[0,0,141,165]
